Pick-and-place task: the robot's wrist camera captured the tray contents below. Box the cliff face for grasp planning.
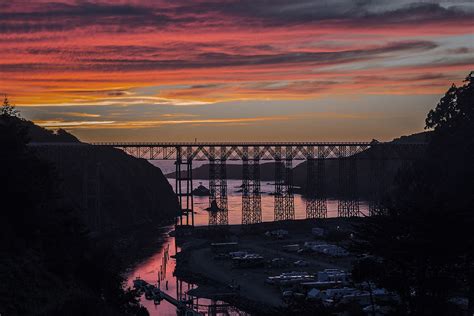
[23,119,178,232]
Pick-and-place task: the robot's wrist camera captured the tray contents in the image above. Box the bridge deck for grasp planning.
[29,141,427,161]
[29,141,428,146]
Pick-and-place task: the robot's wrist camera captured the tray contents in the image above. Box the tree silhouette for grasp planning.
[1,95,19,117]
[353,72,474,315]
[426,72,474,135]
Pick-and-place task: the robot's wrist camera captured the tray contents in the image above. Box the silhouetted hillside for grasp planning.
[21,118,178,232]
[390,131,431,144]
[23,119,80,142]
[293,132,430,197]
[0,114,148,315]
[167,161,285,181]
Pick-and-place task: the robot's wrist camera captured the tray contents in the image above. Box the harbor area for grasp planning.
[173,218,397,314]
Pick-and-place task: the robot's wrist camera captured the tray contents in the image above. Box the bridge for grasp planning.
[30,141,426,228]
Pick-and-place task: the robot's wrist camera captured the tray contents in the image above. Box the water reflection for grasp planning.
[173,179,369,225]
[126,226,248,316]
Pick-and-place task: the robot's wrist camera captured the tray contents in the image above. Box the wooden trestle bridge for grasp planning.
[30,141,426,227]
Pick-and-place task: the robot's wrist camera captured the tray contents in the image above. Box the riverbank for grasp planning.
[100,220,176,272]
[174,218,364,314]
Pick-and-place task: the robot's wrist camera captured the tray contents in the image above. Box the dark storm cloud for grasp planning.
[447,47,474,54]
[0,2,193,34]
[190,84,226,89]
[0,1,472,34]
[168,0,474,26]
[0,40,438,72]
[76,40,440,70]
[353,73,452,83]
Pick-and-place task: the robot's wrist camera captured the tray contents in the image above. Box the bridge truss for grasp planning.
[30,142,426,227]
[338,145,359,217]
[208,148,228,226]
[306,160,327,219]
[274,147,295,221]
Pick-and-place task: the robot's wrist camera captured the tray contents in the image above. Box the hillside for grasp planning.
[1,115,152,315]
[21,118,178,232]
[167,161,285,180]
[293,132,430,197]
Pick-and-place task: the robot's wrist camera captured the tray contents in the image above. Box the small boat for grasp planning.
[133,277,148,290]
[205,200,221,213]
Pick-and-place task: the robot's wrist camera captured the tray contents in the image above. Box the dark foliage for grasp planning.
[1,95,19,117]
[352,72,474,315]
[0,114,148,315]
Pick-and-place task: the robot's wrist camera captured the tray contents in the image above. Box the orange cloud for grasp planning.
[34,115,291,129]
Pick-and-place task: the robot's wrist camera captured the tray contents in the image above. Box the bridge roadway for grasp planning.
[31,141,425,161]
[28,141,427,228]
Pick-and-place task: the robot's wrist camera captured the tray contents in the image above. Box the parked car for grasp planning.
[294,260,309,267]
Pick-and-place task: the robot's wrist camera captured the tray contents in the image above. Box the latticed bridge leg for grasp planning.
[274,158,295,221]
[306,157,327,219]
[208,159,228,226]
[338,146,359,217]
[242,159,262,225]
[175,158,194,226]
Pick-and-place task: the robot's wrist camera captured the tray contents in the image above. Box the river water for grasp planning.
[126,161,369,315]
[125,224,248,316]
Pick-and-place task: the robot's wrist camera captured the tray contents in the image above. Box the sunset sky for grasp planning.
[1,0,473,141]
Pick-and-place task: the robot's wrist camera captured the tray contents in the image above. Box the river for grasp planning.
[125,224,248,315]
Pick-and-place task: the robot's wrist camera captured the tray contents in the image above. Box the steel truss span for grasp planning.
[29,142,426,227]
[80,141,424,161]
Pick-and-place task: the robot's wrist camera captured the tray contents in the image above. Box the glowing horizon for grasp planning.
[1,1,473,141]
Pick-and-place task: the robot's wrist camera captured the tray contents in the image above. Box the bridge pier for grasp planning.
[175,155,194,226]
[274,149,295,221]
[306,155,327,219]
[242,157,262,225]
[338,145,359,217]
[208,155,228,226]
